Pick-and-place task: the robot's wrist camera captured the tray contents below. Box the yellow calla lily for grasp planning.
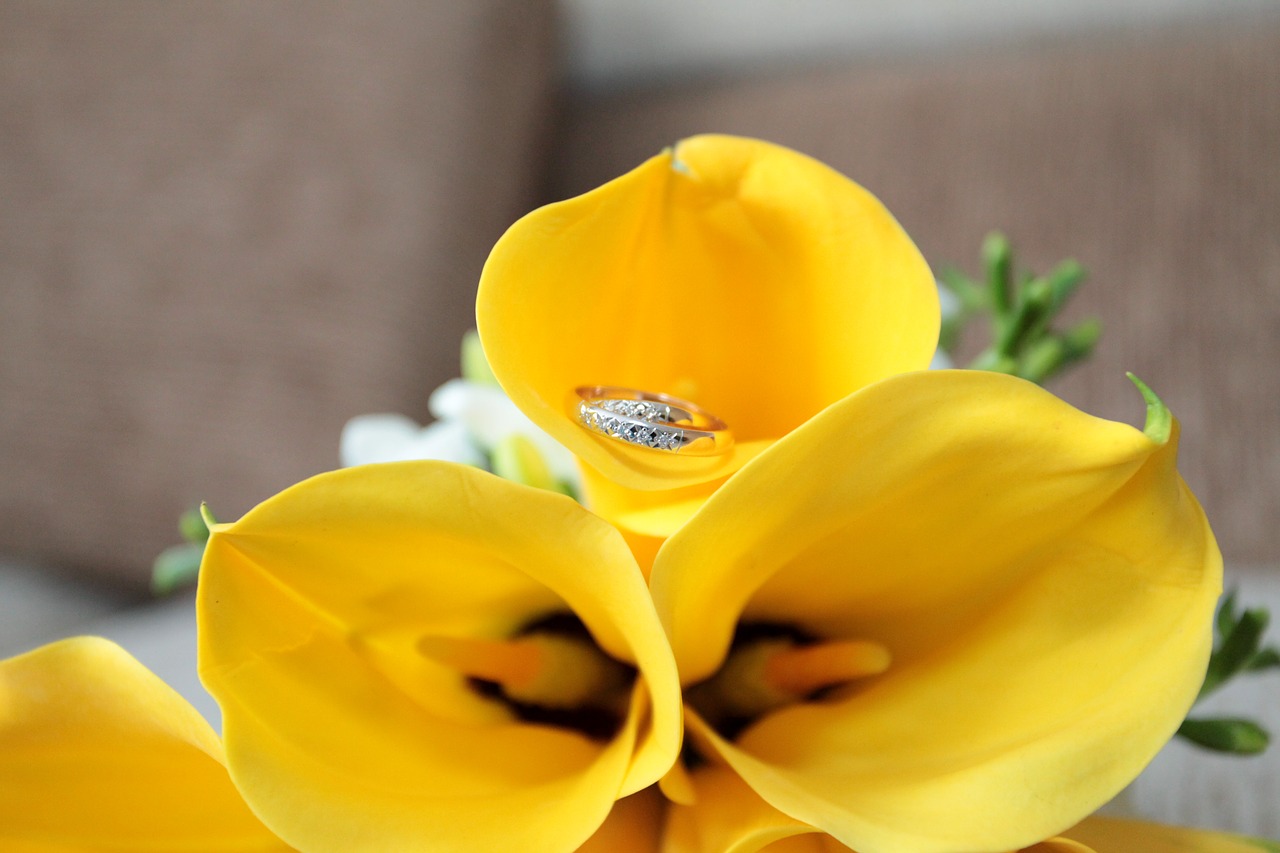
[664,767,1273,853]
[650,370,1221,853]
[197,461,683,853]
[476,134,938,494]
[0,637,290,852]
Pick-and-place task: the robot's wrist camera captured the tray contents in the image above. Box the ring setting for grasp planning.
[574,386,732,456]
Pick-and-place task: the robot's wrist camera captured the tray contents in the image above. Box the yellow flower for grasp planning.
[649,370,1221,852]
[476,135,938,498]
[665,767,1273,853]
[0,636,290,851]
[197,461,683,853]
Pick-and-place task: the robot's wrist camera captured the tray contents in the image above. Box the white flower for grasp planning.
[339,413,485,468]
[340,380,582,494]
[428,379,581,486]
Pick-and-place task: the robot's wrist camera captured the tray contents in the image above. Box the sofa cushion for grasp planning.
[0,1,557,584]
[551,18,1280,563]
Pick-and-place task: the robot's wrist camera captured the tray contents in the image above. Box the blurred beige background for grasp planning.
[0,0,1277,837]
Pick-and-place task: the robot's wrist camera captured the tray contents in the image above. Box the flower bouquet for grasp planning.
[3,136,1277,852]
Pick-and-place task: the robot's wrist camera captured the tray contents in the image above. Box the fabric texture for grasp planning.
[0,1,557,583]
[549,17,1280,563]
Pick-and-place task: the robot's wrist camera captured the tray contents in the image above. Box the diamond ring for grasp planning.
[573,386,732,456]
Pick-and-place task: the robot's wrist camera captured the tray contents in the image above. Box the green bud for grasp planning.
[1045,259,1086,308]
[151,542,205,596]
[178,506,212,544]
[1018,337,1066,384]
[967,347,1018,375]
[461,329,500,387]
[490,435,566,494]
[982,232,1013,316]
[1063,318,1101,355]
[1022,277,1053,312]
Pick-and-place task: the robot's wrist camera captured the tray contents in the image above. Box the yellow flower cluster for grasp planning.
[1,136,1256,853]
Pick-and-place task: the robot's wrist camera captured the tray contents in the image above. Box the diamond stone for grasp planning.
[578,397,686,452]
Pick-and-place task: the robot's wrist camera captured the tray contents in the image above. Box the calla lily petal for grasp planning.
[198,462,682,853]
[1063,816,1280,852]
[0,637,288,852]
[652,370,1221,852]
[578,787,667,853]
[477,134,938,491]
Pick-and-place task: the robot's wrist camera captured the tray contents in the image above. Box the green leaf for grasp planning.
[1126,373,1172,445]
[151,542,205,596]
[1177,717,1270,754]
[1200,608,1269,700]
[937,267,986,311]
[1247,647,1280,672]
[1217,589,1241,641]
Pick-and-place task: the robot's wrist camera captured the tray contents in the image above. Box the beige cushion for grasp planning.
[551,18,1280,563]
[0,1,556,584]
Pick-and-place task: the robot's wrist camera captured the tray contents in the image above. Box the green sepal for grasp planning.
[1177,716,1270,754]
[461,329,500,387]
[199,502,219,531]
[151,542,205,596]
[1126,373,1172,445]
